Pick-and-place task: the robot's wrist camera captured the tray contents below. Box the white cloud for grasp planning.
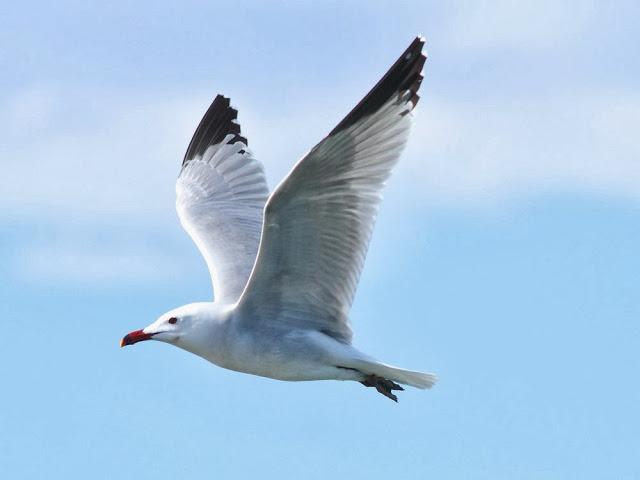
[3,2,635,288]
[0,88,207,222]
[3,83,639,285]
[400,90,640,207]
[15,247,168,285]
[11,235,194,286]
[3,84,638,222]
[0,86,371,222]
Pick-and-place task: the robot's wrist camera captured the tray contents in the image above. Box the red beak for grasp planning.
[120,329,154,347]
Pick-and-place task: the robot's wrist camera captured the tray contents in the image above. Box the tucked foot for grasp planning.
[360,374,405,402]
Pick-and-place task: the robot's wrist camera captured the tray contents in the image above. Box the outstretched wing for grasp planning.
[237,37,426,343]
[177,95,269,303]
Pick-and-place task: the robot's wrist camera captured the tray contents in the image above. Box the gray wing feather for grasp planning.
[237,38,426,343]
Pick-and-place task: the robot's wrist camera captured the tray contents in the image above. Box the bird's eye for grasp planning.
[168,317,178,324]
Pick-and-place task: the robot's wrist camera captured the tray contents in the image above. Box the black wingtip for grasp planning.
[182,94,248,167]
[328,36,427,137]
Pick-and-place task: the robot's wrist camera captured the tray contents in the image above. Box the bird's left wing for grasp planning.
[236,37,426,343]
[176,95,269,303]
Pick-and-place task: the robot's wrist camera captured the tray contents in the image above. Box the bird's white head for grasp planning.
[120,302,224,353]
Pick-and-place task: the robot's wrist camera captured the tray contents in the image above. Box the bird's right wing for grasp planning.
[236,37,426,343]
[177,95,269,303]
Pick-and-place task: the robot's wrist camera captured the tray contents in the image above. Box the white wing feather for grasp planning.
[177,98,268,303]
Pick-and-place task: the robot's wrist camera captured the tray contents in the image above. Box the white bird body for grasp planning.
[147,302,434,390]
[122,37,437,401]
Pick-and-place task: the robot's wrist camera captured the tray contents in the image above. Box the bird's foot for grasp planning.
[360,374,404,402]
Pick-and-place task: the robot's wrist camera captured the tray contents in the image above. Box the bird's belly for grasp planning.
[221,347,335,381]
[231,356,332,381]
[203,329,356,382]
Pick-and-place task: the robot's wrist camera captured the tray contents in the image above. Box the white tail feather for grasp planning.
[359,360,438,389]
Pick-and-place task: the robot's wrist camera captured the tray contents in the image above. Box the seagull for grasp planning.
[121,36,437,402]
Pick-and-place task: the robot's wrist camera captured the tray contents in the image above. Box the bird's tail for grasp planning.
[358,360,437,389]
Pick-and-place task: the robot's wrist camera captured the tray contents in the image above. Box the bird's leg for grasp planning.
[360,374,404,402]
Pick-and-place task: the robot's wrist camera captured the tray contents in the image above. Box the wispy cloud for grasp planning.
[3,84,639,222]
[403,90,640,207]
[5,84,638,286]
[3,1,638,287]
[1,86,206,221]
[15,246,175,285]
[10,230,196,286]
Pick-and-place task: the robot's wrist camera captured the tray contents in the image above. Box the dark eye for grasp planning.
[168,317,178,325]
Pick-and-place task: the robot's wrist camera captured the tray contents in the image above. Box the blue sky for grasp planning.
[1,1,639,478]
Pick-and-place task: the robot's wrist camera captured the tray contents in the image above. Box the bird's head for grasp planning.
[120,303,218,350]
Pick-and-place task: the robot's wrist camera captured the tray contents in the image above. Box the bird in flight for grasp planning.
[121,36,436,401]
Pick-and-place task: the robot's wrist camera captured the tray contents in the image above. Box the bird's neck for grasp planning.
[175,302,234,365]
